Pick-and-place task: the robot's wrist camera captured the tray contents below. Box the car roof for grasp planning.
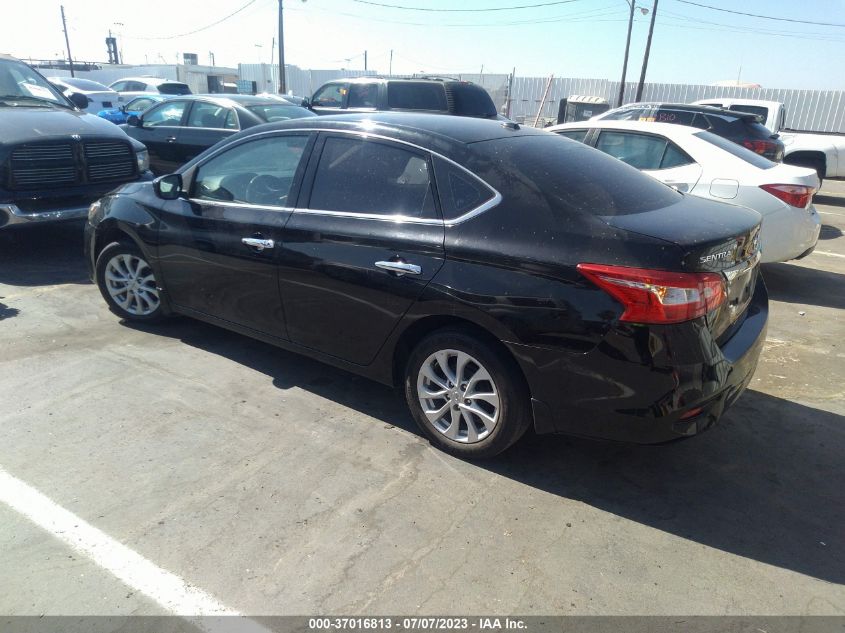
[322,76,475,86]
[113,77,187,85]
[192,94,298,106]
[242,111,545,148]
[694,98,782,108]
[613,101,758,119]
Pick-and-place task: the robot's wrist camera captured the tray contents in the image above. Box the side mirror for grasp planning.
[126,114,141,127]
[119,105,126,113]
[68,92,89,109]
[153,174,183,200]
[301,97,311,109]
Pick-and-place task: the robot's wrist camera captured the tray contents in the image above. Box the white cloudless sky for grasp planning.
[2,0,844,89]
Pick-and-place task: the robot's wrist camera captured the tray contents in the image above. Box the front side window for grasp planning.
[126,97,156,112]
[554,129,588,142]
[309,136,437,219]
[193,134,310,206]
[142,100,188,126]
[596,131,692,171]
[187,101,235,129]
[311,83,346,108]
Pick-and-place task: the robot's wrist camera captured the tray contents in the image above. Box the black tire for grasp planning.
[95,241,165,322]
[404,328,532,459]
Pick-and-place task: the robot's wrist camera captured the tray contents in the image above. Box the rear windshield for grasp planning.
[704,113,772,140]
[247,104,317,122]
[158,83,191,95]
[694,131,775,169]
[60,77,110,91]
[447,83,497,118]
[387,82,447,112]
[468,135,681,217]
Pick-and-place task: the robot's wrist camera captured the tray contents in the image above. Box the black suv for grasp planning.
[307,77,498,119]
[0,55,151,229]
[85,113,767,458]
[596,102,784,162]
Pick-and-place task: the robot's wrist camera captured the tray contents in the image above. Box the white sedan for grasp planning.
[48,76,120,115]
[547,120,821,263]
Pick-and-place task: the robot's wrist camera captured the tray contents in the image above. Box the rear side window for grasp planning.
[433,157,496,220]
[187,101,235,129]
[446,83,496,118]
[127,81,147,92]
[595,131,693,170]
[694,131,775,169]
[347,83,377,108]
[468,135,681,217]
[387,82,447,112]
[554,129,588,142]
[309,136,438,219]
[159,83,191,95]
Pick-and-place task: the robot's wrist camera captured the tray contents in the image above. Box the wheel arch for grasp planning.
[783,150,827,178]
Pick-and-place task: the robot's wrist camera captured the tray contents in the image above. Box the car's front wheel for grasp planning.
[404,328,532,458]
[95,241,164,322]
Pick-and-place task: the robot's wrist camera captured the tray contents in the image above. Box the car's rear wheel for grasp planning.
[95,241,164,322]
[404,328,531,458]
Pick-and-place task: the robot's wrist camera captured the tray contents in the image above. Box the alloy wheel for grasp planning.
[416,349,501,444]
[104,253,160,316]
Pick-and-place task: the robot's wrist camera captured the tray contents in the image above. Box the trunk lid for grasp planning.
[600,195,762,339]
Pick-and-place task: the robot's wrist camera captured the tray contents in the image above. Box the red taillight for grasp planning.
[760,183,816,209]
[741,139,779,157]
[577,263,726,325]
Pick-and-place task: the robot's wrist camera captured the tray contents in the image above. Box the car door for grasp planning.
[177,100,240,164]
[595,130,703,193]
[156,132,315,339]
[279,133,445,365]
[130,99,190,174]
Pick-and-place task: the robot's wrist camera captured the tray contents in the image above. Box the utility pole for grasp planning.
[60,5,74,77]
[277,0,286,94]
[364,50,368,71]
[389,50,393,75]
[635,0,658,102]
[616,1,635,107]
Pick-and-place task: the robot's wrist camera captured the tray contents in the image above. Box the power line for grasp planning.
[659,8,845,42]
[349,0,581,12]
[672,0,845,28]
[125,0,260,40]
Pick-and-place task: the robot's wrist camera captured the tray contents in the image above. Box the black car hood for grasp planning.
[0,105,126,145]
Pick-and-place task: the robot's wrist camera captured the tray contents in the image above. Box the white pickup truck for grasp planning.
[692,98,845,181]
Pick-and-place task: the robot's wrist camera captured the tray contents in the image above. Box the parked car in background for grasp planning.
[594,102,785,162]
[108,77,192,104]
[549,120,820,263]
[97,94,166,125]
[692,98,845,181]
[121,94,316,174]
[0,55,151,228]
[556,95,609,124]
[48,76,120,115]
[85,112,767,457]
[307,77,498,119]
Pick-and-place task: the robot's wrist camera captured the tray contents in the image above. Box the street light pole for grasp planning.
[635,0,659,102]
[278,0,286,94]
[60,5,75,77]
[616,0,635,108]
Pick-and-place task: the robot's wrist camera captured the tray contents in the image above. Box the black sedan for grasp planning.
[85,113,767,458]
[121,94,316,174]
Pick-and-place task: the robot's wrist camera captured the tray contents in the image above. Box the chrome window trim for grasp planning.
[189,198,294,213]
[187,126,502,226]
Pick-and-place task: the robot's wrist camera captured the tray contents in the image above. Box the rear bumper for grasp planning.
[759,204,821,263]
[509,278,769,444]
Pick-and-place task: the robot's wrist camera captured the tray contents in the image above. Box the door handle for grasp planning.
[375,260,421,276]
[242,237,275,251]
[166,136,177,143]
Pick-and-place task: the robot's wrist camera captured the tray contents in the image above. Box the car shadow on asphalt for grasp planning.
[815,194,845,208]
[820,224,843,240]
[0,221,91,287]
[126,317,844,586]
[762,262,845,310]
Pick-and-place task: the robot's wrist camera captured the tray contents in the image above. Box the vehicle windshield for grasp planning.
[58,77,111,92]
[0,59,69,105]
[694,131,776,169]
[247,104,317,122]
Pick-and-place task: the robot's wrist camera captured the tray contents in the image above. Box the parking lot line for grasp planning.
[813,250,845,259]
[817,210,845,217]
[0,466,273,633]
